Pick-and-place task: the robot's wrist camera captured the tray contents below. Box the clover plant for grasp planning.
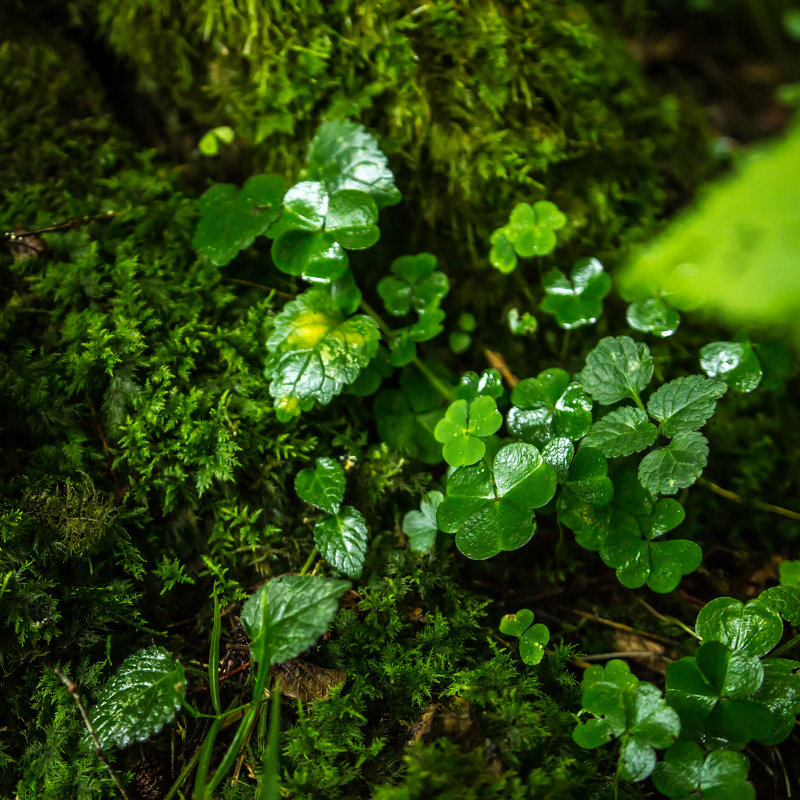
[540,257,611,329]
[499,608,550,665]
[489,200,566,272]
[626,296,681,338]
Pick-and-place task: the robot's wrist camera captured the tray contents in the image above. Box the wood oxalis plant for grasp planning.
[82,120,800,799]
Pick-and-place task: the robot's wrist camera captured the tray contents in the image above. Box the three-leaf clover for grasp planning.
[434,396,503,466]
[91,647,186,750]
[269,181,379,283]
[507,368,592,447]
[499,608,550,665]
[437,442,557,559]
[266,288,380,419]
[377,253,449,316]
[192,174,285,266]
[626,297,680,338]
[402,490,443,554]
[578,336,653,406]
[314,506,369,578]
[489,200,567,273]
[540,257,611,329]
[295,457,345,514]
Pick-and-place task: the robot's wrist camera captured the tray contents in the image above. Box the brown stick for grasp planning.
[54,668,131,800]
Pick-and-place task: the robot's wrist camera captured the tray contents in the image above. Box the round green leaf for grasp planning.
[626,297,680,337]
[314,506,369,578]
[325,190,379,249]
[519,622,550,665]
[449,331,471,353]
[489,229,518,273]
[647,375,727,438]
[91,646,186,750]
[507,308,538,336]
[582,406,657,458]
[453,369,505,402]
[542,437,574,481]
[695,597,783,657]
[389,331,417,367]
[271,230,348,282]
[626,683,681,749]
[583,659,639,692]
[434,396,503,467]
[377,252,449,316]
[583,682,627,733]
[700,341,762,393]
[499,608,535,637]
[294,457,345,514]
[572,718,614,749]
[578,336,654,405]
[402,490,443,554]
[638,498,686,540]
[564,447,613,507]
[638,431,709,496]
[618,735,656,783]
[751,658,800,745]
[540,258,611,329]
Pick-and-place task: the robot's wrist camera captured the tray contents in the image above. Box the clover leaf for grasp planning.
[270,182,379,283]
[750,658,800,745]
[388,331,417,367]
[695,597,783,657]
[241,575,350,666]
[266,289,380,419]
[652,741,754,800]
[408,307,446,342]
[434,396,503,466]
[665,641,776,746]
[305,119,401,208]
[192,174,285,266]
[647,375,727,438]
[453,369,504,402]
[489,200,566,272]
[578,336,653,405]
[91,647,186,750]
[499,608,549,665]
[314,506,368,578]
[295,457,345,514]
[374,367,444,464]
[582,407,657,458]
[540,257,611,329]
[626,297,680,338]
[561,446,614,507]
[759,584,800,625]
[638,431,709,496]
[507,368,592,446]
[700,340,762,393]
[507,308,538,336]
[542,437,575,481]
[377,253,449,316]
[437,442,557,560]
[402,490,443,554]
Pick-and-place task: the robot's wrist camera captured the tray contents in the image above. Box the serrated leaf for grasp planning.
[695,597,783,657]
[638,431,709,495]
[314,506,368,578]
[402,490,443,553]
[578,336,654,405]
[434,396,503,466]
[583,407,657,458]
[647,375,727,438]
[377,253,449,316]
[241,575,350,666]
[700,341,762,393]
[305,119,400,208]
[540,257,611,329]
[91,647,186,750]
[192,174,285,266]
[626,297,680,338]
[294,457,345,514]
[437,442,557,560]
[266,289,380,418]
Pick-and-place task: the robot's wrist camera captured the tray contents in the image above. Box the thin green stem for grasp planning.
[358,299,396,339]
[412,357,453,402]
[164,743,202,800]
[697,477,800,522]
[298,547,318,576]
[559,329,571,365]
[223,277,294,298]
[209,588,223,716]
[630,391,646,413]
[192,716,224,799]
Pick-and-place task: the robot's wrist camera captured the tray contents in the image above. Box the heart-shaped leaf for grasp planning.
[695,597,783,657]
[192,174,285,266]
[519,623,550,665]
[700,340,762,393]
[499,608,535,637]
[578,336,654,405]
[759,584,800,625]
[377,253,449,316]
[314,506,368,578]
[751,658,800,745]
[626,297,680,338]
[540,257,611,329]
[295,457,345,514]
[562,446,613,507]
[437,442,557,560]
[402,490,443,553]
[582,406,657,458]
[453,369,505,402]
[647,375,727,438]
[91,647,186,750]
[638,431,709,496]
[434,396,503,466]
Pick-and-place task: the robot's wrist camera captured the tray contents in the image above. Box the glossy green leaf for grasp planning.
[582,407,657,458]
[541,437,574,481]
[499,608,535,637]
[507,308,538,336]
[612,461,656,516]
[192,174,285,266]
[314,506,368,578]
[266,289,380,418]
[626,297,680,338]
[449,331,471,354]
[408,307,446,342]
[695,597,783,657]
[653,741,754,800]
[519,623,550,665]
[578,336,653,405]
[647,375,727,437]
[198,125,234,156]
[329,268,362,315]
[453,369,505,402]
[434,396,503,466]
[557,496,622,551]
[618,736,657,782]
[388,331,416,367]
[402,490,443,554]
[779,559,800,585]
[638,498,685,539]
[377,253,449,316]
[505,200,566,257]
[241,575,350,666]
[508,369,592,446]
[489,229,518,273]
[562,446,613,507]
[753,340,793,389]
[540,257,611,329]
[582,659,639,692]
[91,647,186,750]
[750,658,800,745]
[759,584,800,625]
[700,341,762,393]
[572,718,614,749]
[437,442,557,560]
[638,431,709,496]
[294,457,345,514]
[305,119,400,208]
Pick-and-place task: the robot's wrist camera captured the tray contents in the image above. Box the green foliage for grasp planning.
[198,124,235,156]
[499,609,550,665]
[489,201,567,272]
[90,646,186,749]
[583,407,657,458]
[433,396,503,467]
[295,457,346,514]
[626,297,681,338]
[377,253,449,317]
[638,431,709,496]
[540,258,611,329]
[402,490,443,554]
[314,506,369,578]
[646,376,727,438]
[578,336,653,406]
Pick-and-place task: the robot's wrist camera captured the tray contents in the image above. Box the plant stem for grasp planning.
[697,477,800,522]
[209,588,223,716]
[298,547,318,576]
[53,669,131,800]
[771,632,800,658]
[164,743,202,800]
[358,299,396,339]
[559,329,571,365]
[223,277,294,298]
